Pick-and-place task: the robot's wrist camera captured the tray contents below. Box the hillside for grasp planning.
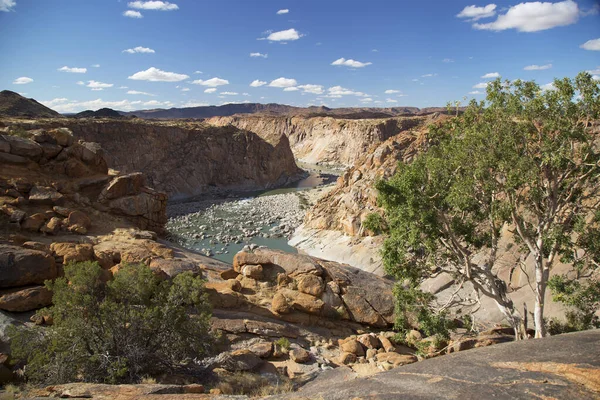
[73,108,127,119]
[0,90,60,118]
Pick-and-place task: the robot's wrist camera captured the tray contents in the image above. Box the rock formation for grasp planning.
[1,119,303,200]
[207,114,431,166]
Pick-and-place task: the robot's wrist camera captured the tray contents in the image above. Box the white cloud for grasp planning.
[421,73,437,78]
[76,81,85,85]
[91,64,100,68]
[327,85,367,97]
[593,75,600,81]
[469,90,484,95]
[283,87,299,92]
[261,28,303,42]
[123,46,155,54]
[0,0,16,12]
[473,82,489,89]
[250,52,268,58]
[250,80,267,87]
[87,80,113,89]
[182,101,208,107]
[220,91,238,95]
[473,0,579,32]
[268,77,297,88]
[385,89,400,94]
[128,1,178,11]
[386,98,398,103]
[58,66,87,73]
[331,58,372,68]
[541,82,556,91]
[276,9,289,14]
[143,100,173,107]
[128,67,189,82]
[194,70,203,74]
[40,98,149,113]
[204,88,217,93]
[119,86,128,89]
[457,4,497,21]
[123,10,143,18]
[360,98,373,103]
[13,76,33,85]
[298,84,324,94]
[481,72,500,78]
[524,63,552,70]
[586,67,600,75]
[181,88,190,92]
[127,90,155,96]
[191,77,229,87]
[242,93,250,96]
[442,58,454,63]
[580,38,600,51]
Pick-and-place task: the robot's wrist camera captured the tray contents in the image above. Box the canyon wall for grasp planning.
[207,115,430,166]
[5,119,303,200]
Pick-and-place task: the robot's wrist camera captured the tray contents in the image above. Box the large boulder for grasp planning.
[149,258,201,278]
[0,134,43,161]
[0,286,52,312]
[99,173,145,201]
[0,245,57,288]
[213,349,263,372]
[28,185,64,205]
[50,242,94,264]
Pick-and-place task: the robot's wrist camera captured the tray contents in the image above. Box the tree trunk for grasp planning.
[493,299,527,340]
[534,264,549,338]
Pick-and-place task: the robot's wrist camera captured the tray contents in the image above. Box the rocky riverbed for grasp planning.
[166,184,334,263]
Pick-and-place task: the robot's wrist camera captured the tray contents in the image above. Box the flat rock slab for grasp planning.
[276,330,600,399]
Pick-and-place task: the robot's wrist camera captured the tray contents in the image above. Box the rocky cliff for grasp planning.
[207,114,431,166]
[2,119,303,200]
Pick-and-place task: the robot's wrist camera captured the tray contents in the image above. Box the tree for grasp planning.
[374,72,600,339]
[9,261,213,384]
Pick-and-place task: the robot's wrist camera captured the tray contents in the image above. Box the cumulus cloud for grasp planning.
[191,77,229,87]
[331,58,372,68]
[481,72,500,78]
[469,90,484,95]
[360,98,373,103]
[541,82,556,91]
[524,63,552,70]
[277,9,289,14]
[580,38,600,51]
[473,82,489,89]
[283,87,299,91]
[220,92,238,95]
[128,67,189,82]
[58,66,87,73]
[473,0,579,32]
[143,100,173,107]
[421,73,437,78]
[386,98,398,103]
[87,80,113,89]
[0,0,15,12]
[182,101,208,107]
[123,46,155,54]
[327,86,367,97]
[298,84,324,94]
[385,89,400,94]
[40,98,148,113]
[587,67,600,75]
[261,28,303,42]
[181,88,190,92]
[250,80,267,87]
[13,77,33,85]
[127,90,155,96]
[204,88,217,93]
[123,10,143,18]
[128,1,178,11]
[250,52,268,58]
[457,4,497,21]
[268,77,297,88]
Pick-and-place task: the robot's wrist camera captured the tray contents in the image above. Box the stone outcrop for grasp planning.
[3,119,303,200]
[0,127,167,234]
[207,114,430,167]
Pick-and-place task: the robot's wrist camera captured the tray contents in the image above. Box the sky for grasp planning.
[1,0,599,113]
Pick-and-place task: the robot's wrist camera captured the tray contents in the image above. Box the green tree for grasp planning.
[376,72,600,339]
[9,261,213,384]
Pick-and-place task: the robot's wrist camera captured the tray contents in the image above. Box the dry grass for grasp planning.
[215,372,294,397]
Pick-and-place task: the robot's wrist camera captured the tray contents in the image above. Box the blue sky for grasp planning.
[1,0,599,113]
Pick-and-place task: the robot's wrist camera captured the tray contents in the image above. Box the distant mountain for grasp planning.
[0,90,61,118]
[125,103,454,120]
[73,108,127,119]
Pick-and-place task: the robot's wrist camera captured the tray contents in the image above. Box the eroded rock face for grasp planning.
[0,245,57,288]
[9,119,303,200]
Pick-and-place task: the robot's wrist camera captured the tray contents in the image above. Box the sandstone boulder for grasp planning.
[21,213,47,231]
[1,134,43,161]
[50,242,94,264]
[28,185,63,205]
[340,339,365,357]
[213,349,263,372]
[99,173,145,201]
[0,286,52,312]
[241,264,263,279]
[357,334,381,350]
[47,128,74,147]
[276,288,324,315]
[338,352,357,365]
[41,217,63,234]
[289,348,311,364]
[248,341,273,359]
[0,244,57,288]
[295,274,325,296]
[148,258,201,278]
[375,352,418,367]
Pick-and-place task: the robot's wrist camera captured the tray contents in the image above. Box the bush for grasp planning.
[547,275,600,334]
[9,261,213,384]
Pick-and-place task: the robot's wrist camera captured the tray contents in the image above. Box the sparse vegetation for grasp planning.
[274,337,291,351]
[547,276,600,334]
[8,261,213,385]
[214,372,294,396]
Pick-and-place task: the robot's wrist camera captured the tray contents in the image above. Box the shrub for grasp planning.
[9,261,213,384]
[274,337,290,351]
[547,275,600,334]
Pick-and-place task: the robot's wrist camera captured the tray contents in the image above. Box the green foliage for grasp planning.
[274,337,290,351]
[548,275,600,333]
[363,212,386,235]
[375,72,600,337]
[9,261,213,385]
